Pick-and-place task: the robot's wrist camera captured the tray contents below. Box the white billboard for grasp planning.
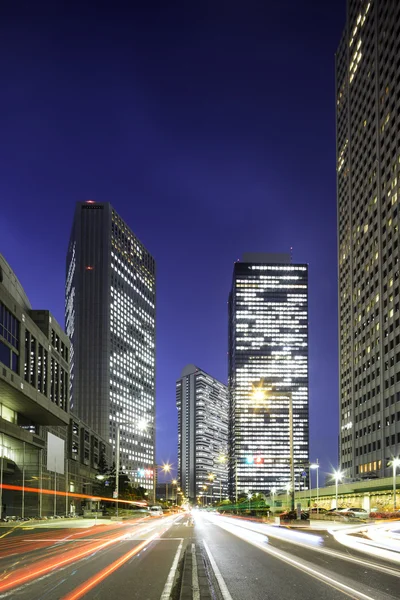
[47,432,65,474]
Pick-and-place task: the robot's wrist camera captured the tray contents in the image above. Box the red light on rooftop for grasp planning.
[85,266,94,271]
[86,200,95,204]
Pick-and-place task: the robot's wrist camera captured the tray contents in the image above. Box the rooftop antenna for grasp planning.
[290,247,293,263]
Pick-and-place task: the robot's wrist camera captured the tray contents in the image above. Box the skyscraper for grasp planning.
[176,364,228,504]
[228,254,309,499]
[66,201,155,487]
[337,1,400,479]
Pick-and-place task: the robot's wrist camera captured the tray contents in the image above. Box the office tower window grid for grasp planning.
[65,241,76,409]
[229,259,309,497]
[66,202,155,488]
[109,212,155,486]
[176,365,229,503]
[337,0,400,478]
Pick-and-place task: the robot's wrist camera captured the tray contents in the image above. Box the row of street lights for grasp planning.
[111,407,400,513]
[160,457,400,512]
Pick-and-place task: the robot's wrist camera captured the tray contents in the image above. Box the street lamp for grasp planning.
[154,462,172,505]
[202,484,208,506]
[271,487,277,509]
[333,470,343,510]
[391,458,400,510]
[310,460,319,515]
[208,473,215,504]
[252,388,265,403]
[217,454,228,502]
[248,492,252,510]
[172,479,177,504]
[285,482,291,509]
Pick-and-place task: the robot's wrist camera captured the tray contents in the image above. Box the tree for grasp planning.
[97,447,108,475]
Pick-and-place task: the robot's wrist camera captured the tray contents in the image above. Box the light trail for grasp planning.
[330,522,400,564]
[0,518,171,593]
[202,513,400,578]
[200,513,378,600]
[0,483,147,507]
[60,533,160,600]
[0,517,150,560]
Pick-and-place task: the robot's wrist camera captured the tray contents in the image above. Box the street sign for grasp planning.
[113,491,118,499]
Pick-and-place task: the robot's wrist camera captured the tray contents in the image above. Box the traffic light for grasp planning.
[246,455,264,465]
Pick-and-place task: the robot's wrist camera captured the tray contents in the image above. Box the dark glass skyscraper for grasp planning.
[228,254,309,498]
[65,201,156,487]
[337,0,400,479]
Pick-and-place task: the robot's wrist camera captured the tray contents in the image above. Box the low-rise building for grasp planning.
[0,254,111,517]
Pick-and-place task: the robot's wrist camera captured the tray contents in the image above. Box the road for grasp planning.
[0,512,399,599]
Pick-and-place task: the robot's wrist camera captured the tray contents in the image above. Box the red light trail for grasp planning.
[60,532,160,600]
[0,520,161,593]
[0,483,147,506]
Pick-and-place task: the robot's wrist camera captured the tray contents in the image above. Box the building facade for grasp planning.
[0,253,110,517]
[228,254,309,498]
[66,201,156,488]
[337,0,400,478]
[176,364,228,504]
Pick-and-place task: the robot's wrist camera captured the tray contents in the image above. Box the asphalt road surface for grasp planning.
[0,512,399,600]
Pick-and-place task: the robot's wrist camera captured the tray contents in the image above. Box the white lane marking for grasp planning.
[203,540,233,600]
[213,519,377,600]
[160,539,183,600]
[192,543,200,600]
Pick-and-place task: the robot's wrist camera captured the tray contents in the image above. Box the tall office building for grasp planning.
[176,364,229,504]
[228,254,309,498]
[66,201,155,487]
[337,1,400,479]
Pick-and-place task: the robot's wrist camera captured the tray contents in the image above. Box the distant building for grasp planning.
[155,482,177,503]
[176,365,228,504]
[228,253,309,498]
[336,0,400,478]
[0,253,110,517]
[66,201,156,488]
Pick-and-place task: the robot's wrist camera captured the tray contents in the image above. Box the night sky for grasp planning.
[0,1,345,485]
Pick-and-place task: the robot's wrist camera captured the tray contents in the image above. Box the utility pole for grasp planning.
[115,427,120,517]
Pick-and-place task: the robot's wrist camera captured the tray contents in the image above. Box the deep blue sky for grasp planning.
[0,1,345,484]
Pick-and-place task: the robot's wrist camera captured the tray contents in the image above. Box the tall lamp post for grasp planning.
[172,479,177,505]
[392,458,400,510]
[333,470,343,510]
[310,460,319,514]
[202,485,208,506]
[217,454,228,503]
[271,487,276,510]
[208,473,215,504]
[154,463,172,505]
[285,482,291,509]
